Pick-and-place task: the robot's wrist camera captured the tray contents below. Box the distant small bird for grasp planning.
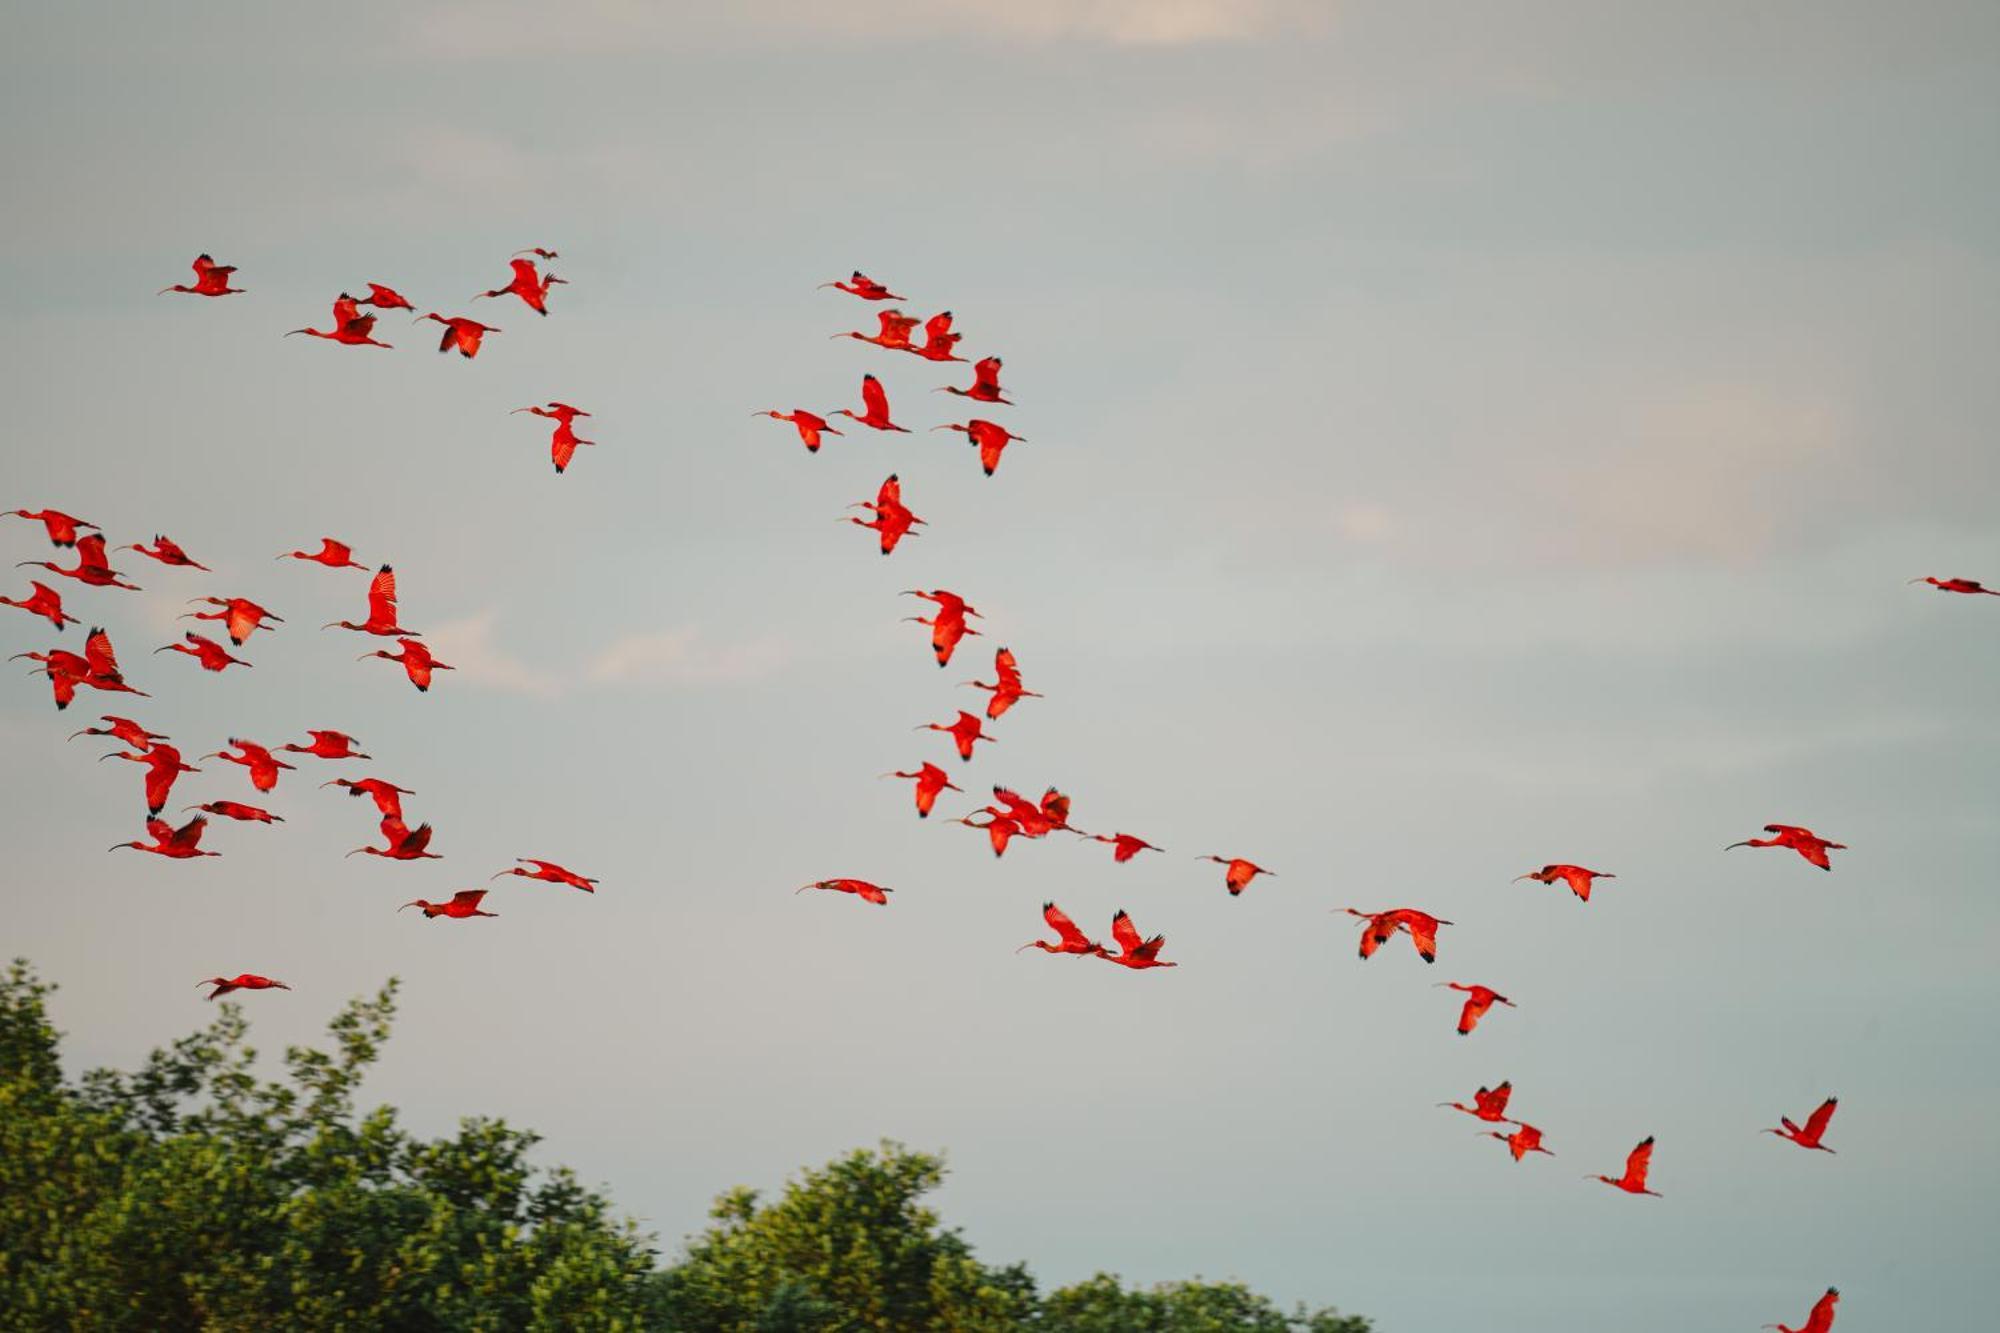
[1764,1097,1838,1153]
[278,537,367,570]
[281,730,369,760]
[203,738,294,792]
[5,508,98,547]
[358,637,452,692]
[1589,1136,1662,1196]
[0,580,78,631]
[933,419,1026,477]
[1909,576,1998,596]
[492,859,598,892]
[183,595,282,645]
[287,294,392,347]
[918,710,996,762]
[321,777,414,820]
[1437,982,1515,1035]
[848,474,924,554]
[1017,902,1105,956]
[1513,864,1613,902]
[160,253,243,297]
[1763,1287,1839,1333]
[119,536,209,571]
[753,408,842,453]
[476,257,564,315]
[830,373,910,433]
[1099,909,1176,970]
[1200,855,1273,897]
[186,800,283,824]
[937,356,1010,404]
[963,647,1039,719]
[418,313,501,359]
[199,974,288,1001]
[348,817,439,860]
[797,878,891,905]
[357,282,416,311]
[110,815,216,859]
[1438,1080,1515,1123]
[1485,1122,1553,1162]
[882,763,961,818]
[819,271,903,301]
[154,631,252,673]
[1726,823,1846,871]
[1084,832,1162,863]
[401,889,496,920]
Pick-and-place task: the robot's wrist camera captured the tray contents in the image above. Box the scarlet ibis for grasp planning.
[118,536,209,571]
[1082,832,1162,863]
[111,815,216,859]
[848,474,925,554]
[830,373,910,433]
[963,646,1039,719]
[475,257,564,315]
[933,419,1026,477]
[159,253,243,297]
[832,308,920,351]
[1017,902,1105,956]
[349,817,439,860]
[882,763,961,818]
[5,508,97,547]
[1513,863,1612,902]
[912,311,965,362]
[1100,909,1176,970]
[18,534,140,590]
[938,356,1010,404]
[357,282,415,311]
[1727,823,1846,871]
[514,403,596,474]
[322,777,413,820]
[905,609,979,667]
[16,627,147,708]
[418,313,501,358]
[958,812,1020,857]
[278,537,366,570]
[402,889,496,919]
[1437,1080,1514,1122]
[0,580,78,631]
[1437,982,1515,1035]
[324,566,417,637]
[1485,1123,1553,1161]
[1765,1097,1838,1153]
[359,637,452,691]
[1763,1288,1839,1333]
[186,800,283,824]
[199,974,288,1000]
[1337,907,1452,962]
[69,715,168,750]
[281,730,368,760]
[155,631,252,673]
[754,409,842,453]
[1909,576,1998,595]
[903,589,981,621]
[1590,1136,1662,1196]
[203,738,295,792]
[492,859,597,892]
[819,271,903,301]
[184,595,282,645]
[1200,855,1273,897]
[919,710,995,762]
[988,786,1072,837]
[99,742,199,815]
[287,294,392,347]
[516,247,559,260]
[797,878,891,905]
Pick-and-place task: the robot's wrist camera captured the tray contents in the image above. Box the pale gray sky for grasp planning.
[5,3,1998,1329]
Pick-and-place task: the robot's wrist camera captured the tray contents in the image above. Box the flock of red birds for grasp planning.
[11,254,1991,1332]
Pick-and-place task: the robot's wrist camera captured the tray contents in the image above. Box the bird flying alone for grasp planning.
[1726,823,1846,871]
[348,817,439,861]
[1513,863,1612,902]
[1085,832,1162,863]
[798,878,892,905]
[1910,576,1998,596]
[1590,1136,1662,1196]
[183,595,282,645]
[281,730,369,760]
[1765,1097,1838,1153]
[199,974,288,1001]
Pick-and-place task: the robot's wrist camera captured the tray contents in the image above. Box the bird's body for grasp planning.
[1486,1123,1553,1161]
[19,534,140,590]
[100,741,198,815]
[477,257,562,315]
[358,282,415,311]
[833,308,920,351]
[958,812,1020,857]
[513,403,596,474]
[819,271,903,301]
[324,566,417,636]
[200,974,288,1000]
[70,714,168,752]
[155,631,251,672]
[1910,576,1998,596]
[798,878,891,905]
[912,311,965,362]
[939,356,1010,404]
[1339,907,1452,962]
[322,777,414,820]
[350,817,439,860]
[6,508,97,548]
[1727,823,1846,871]
[1088,832,1161,863]
[187,800,283,824]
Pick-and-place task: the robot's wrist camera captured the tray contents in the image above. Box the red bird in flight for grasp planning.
[282,730,369,760]
[1200,855,1273,897]
[934,419,1026,477]
[186,800,283,824]
[6,508,97,547]
[111,815,216,859]
[357,282,415,311]
[493,859,598,892]
[919,710,995,762]
[324,566,417,637]
[911,311,965,362]
[963,646,1039,719]
[159,253,243,297]
[476,257,565,315]
[203,738,295,792]
[1084,832,1162,863]
[402,890,496,920]
[154,631,252,673]
[1486,1123,1554,1162]
[882,763,961,818]
[753,409,842,454]
[1763,1287,1839,1333]
[1590,1136,1663,1196]
[819,271,904,301]
[278,537,367,570]
[184,595,282,645]
[1017,902,1106,956]
[99,741,199,815]
[119,536,209,571]
[832,308,920,351]
[1437,982,1515,1035]
[1727,823,1846,871]
[1909,576,1998,595]
[905,604,979,667]
[287,294,392,347]
[848,474,925,554]
[19,533,140,590]
[359,637,452,691]
[958,812,1020,858]
[1513,863,1613,902]
[1100,909,1176,970]
[419,313,501,358]
[1338,907,1452,962]
[1765,1097,1838,1153]
[16,628,148,710]
[322,777,414,820]
[938,356,1010,404]
[349,817,439,861]
[830,373,910,433]
[1438,1080,1515,1122]
[199,974,288,1000]
[798,878,892,905]
[70,714,168,751]
[513,402,596,474]
[0,581,78,631]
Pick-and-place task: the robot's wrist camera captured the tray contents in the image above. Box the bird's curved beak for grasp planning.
[1723,841,1751,850]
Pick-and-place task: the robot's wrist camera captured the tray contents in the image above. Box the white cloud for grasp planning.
[587,628,789,688]
[423,612,564,698]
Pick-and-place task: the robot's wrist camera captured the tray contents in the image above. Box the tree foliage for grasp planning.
[0,960,1369,1331]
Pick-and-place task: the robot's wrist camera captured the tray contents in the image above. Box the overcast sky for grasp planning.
[5,3,1998,1329]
